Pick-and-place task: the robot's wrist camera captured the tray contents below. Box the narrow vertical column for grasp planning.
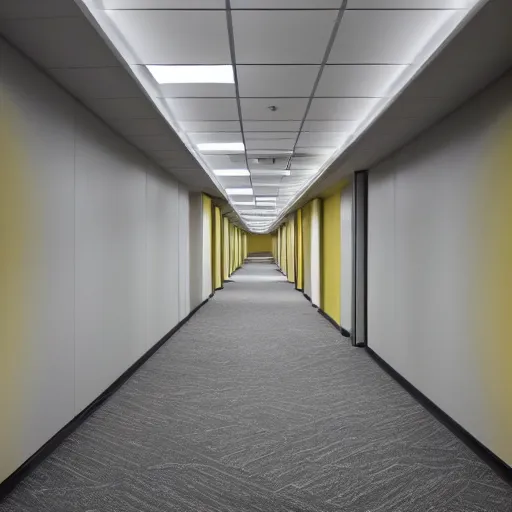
[352,171,368,347]
[310,198,321,308]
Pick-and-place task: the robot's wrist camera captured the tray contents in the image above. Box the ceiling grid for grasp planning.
[0,0,496,232]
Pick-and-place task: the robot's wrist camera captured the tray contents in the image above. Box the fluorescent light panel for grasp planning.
[198,142,244,152]
[233,201,255,205]
[214,169,250,176]
[147,65,234,84]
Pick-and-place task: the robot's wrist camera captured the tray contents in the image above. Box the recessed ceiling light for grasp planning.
[227,188,253,195]
[213,169,250,177]
[146,65,234,84]
[257,203,277,208]
[198,142,245,152]
[233,201,255,206]
[256,196,277,202]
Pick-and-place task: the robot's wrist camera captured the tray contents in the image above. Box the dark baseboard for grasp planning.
[318,309,341,331]
[366,347,512,485]
[341,327,351,338]
[0,297,211,502]
[301,291,319,309]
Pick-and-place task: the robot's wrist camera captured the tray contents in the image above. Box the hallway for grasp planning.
[1,261,511,512]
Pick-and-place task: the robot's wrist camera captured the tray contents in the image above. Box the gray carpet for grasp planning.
[1,261,511,511]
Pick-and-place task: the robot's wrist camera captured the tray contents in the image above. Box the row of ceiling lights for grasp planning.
[147,63,306,223]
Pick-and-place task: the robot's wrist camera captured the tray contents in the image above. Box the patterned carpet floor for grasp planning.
[1,261,511,511]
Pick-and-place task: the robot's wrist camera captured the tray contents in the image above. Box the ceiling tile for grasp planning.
[188,132,243,144]
[0,0,81,18]
[49,67,142,99]
[316,65,407,97]
[180,121,241,132]
[0,17,120,68]
[329,10,456,64]
[246,139,296,150]
[245,132,298,140]
[241,98,309,121]
[297,131,347,146]
[101,0,225,7]
[307,97,381,120]
[166,98,239,120]
[86,97,158,119]
[157,83,236,98]
[232,0,341,7]
[232,10,338,64]
[249,160,289,171]
[295,146,336,155]
[203,154,245,169]
[252,187,280,196]
[108,10,231,64]
[346,0,468,8]
[109,117,172,136]
[218,177,252,188]
[243,120,302,131]
[237,65,320,97]
[290,156,326,169]
[302,120,357,131]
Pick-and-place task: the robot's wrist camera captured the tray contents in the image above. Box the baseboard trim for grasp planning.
[302,291,319,309]
[366,347,512,485]
[341,327,351,338]
[318,308,341,331]
[0,297,211,501]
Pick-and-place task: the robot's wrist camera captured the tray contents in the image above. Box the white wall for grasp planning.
[201,199,213,301]
[368,69,512,462]
[0,40,191,481]
[340,185,353,332]
[310,199,321,307]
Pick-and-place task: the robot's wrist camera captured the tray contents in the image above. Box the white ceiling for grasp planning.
[0,0,497,232]
[81,0,483,230]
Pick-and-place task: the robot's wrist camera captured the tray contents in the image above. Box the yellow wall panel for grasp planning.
[321,191,341,325]
[247,234,272,254]
[296,209,303,290]
[213,206,222,290]
[286,217,295,284]
[223,217,229,281]
[302,202,312,295]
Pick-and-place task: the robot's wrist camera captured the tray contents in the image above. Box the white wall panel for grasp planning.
[0,40,193,479]
[310,200,321,307]
[74,109,147,412]
[202,200,212,301]
[367,72,512,451]
[146,168,180,347]
[178,185,191,320]
[2,41,76,463]
[340,185,353,332]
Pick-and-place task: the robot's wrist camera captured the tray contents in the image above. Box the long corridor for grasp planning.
[1,261,511,512]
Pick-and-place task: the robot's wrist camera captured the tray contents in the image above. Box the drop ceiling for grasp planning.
[1,0,509,232]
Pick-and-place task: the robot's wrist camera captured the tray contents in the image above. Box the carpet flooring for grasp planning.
[1,261,511,511]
